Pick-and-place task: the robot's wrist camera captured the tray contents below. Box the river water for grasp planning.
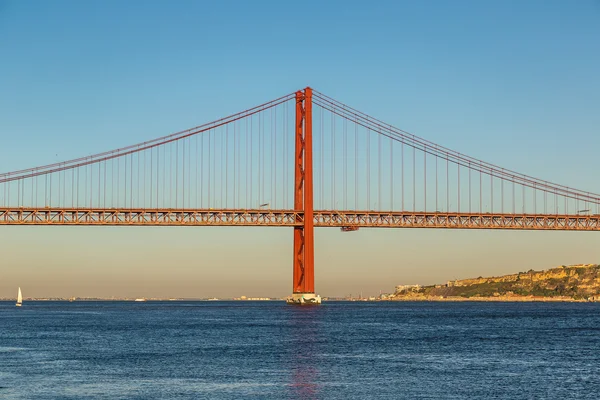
[1,301,599,399]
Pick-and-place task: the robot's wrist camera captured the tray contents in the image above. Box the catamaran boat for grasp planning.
[16,287,22,307]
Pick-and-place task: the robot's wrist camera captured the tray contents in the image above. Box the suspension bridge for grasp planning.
[1,87,599,303]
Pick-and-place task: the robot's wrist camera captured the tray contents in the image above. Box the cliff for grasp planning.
[392,264,600,301]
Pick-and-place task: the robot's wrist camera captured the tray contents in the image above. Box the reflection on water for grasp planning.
[286,306,321,398]
[291,365,318,399]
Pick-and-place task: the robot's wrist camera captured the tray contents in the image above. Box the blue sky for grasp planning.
[0,0,599,298]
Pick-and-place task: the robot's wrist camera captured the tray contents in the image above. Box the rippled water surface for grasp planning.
[1,301,599,399]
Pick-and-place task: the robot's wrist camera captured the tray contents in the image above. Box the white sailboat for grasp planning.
[16,287,22,307]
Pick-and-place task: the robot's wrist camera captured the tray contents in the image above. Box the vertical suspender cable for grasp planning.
[89,161,92,208]
[144,149,147,208]
[213,128,216,207]
[321,107,324,209]
[435,149,438,212]
[283,102,288,208]
[170,143,173,207]
[355,115,358,209]
[424,146,427,212]
[259,113,262,204]
[283,102,287,208]
[176,139,179,208]
[224,124,229,208]
[501,172,504,213]
[249,117,252,206]
[401,141,404,211]
[221,127,225,207]
[273,108,276,208]
[457,163,460,213]
[151,147,154,208]
[125,154,129,207]
[332,109,336,209]
[188,137,191,208]
[412,142,416,211]
[343,116,347,210]
[236,119,239,208]
[513,180,515,214]
[468,162,471,213]
[479,164,482,214]
[157,144,160,208]
[446,155,449,212]
[195,134,198,208]
[537,184,541,214]
[261,111,264,205]
[491,172,493,212]
[367,128,370,210]
[378,129,381,210]
[246,118,249,207]
[390,135,393,210]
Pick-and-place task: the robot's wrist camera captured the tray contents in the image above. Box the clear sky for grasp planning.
[1,0,599,299]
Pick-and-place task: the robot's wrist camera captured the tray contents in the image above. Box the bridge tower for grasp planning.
[288,87,320,305]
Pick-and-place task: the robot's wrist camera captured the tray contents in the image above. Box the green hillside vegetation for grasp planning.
[394,264,600,300]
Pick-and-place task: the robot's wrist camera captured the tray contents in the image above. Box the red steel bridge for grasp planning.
[1,88,599,301]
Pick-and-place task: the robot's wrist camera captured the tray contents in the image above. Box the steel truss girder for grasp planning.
[0,208,302,227]
[1,208,600,231]
[313,211,600,231]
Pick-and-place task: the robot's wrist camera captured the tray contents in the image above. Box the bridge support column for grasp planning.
[287,87,320,305]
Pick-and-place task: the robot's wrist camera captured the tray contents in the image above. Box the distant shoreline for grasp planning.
[0,298,281,302]
[1,297,598,303]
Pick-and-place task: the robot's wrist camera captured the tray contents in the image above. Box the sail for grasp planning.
[17,287,22,304]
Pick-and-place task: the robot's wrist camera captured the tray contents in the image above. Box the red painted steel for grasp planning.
[292,88,315,294]
[304,88,315,294]
[293,91,304,293]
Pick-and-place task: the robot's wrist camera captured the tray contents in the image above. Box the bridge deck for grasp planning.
[1,208,599,231]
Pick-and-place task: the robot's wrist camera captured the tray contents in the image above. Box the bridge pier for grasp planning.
[286,292,322,305]
[288,87,320,305]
